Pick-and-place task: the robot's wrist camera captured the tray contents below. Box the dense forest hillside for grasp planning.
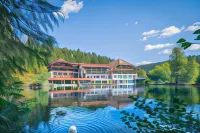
[139,55,200,72]
[138,62,165,72]
[20,47,114,84]
[49,47,113,64]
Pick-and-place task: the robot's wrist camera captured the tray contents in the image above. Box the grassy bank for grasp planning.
[15,72,50,86]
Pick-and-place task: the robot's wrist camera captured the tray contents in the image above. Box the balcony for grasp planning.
[53,75,74,78]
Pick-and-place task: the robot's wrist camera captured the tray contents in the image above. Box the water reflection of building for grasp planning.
[47,59,145,91]
[49,87,143,108]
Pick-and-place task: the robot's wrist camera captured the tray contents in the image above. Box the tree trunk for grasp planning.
[175,75,178,84]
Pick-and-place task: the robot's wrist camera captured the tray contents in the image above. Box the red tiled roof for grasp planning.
[48,59,137,69]
[80,64,110,68]
[48,58,73,67]
[51,66,76,69]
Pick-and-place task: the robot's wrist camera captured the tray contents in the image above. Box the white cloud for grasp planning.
[142,34,158,41]
[185,22,200,31]
[141,26,185,40]
[135,21,138,24]
[187,44,200,51]
[142,37,147,41]
[158,49,172,55]
[185,25,200,31]
[125,23,129,26]
[159,26,185,38]
[57,0,83,19]
[142,30,160,36]
[141,30,160,41]
[136,61,154,66]
[194,22,200,25]
[144,43,174,51]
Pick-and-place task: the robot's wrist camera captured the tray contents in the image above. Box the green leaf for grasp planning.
[180,42,192,49]
[195,35,200,40]
[193,29,200,34]
[177,38,186,43]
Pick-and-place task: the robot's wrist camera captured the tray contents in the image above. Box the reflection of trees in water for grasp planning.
[26,90,50,131]
[120,86,200,132]
[144,86,200,105]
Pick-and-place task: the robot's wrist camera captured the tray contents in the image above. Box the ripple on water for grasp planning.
[33,106,133,133]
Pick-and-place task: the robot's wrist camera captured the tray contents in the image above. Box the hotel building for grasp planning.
[47,59,141,90]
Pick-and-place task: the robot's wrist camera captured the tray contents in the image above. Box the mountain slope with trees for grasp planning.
[138,55,200,72]
[25,47,114,75]
[146,48,200,84]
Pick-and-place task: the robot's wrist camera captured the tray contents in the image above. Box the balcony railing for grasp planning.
[53,75,74,78]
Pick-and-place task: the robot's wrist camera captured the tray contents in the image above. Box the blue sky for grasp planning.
[48,0,200,65]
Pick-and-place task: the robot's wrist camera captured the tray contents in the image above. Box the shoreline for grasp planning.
[146,84,200,86]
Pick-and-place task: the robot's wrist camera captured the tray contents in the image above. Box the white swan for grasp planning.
[68,126,77,133]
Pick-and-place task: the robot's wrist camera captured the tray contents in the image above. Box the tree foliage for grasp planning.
[183,58,199,84]
[0,0,62,132]
[169,47,188,84]
[146,48,199,84]
[48,47,113,64]
[148,62,171,83]
[121,95,200,132]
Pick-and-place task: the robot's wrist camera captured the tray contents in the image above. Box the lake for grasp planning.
[22,85,200,133]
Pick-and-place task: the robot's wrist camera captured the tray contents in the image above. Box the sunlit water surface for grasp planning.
[22,85,200,133]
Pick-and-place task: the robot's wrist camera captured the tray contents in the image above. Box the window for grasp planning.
[63,73,67,75]
[53,80,61,84]
[53,72,57,75]
[96,81,101,84]
[58,72,62,75]
[102,81,107,84]
[123,85,127,88]
[114,75,117,78]
[101,76,105,78]
[118,75,122,79]
[123,75,127,79]
[96,76,100,78]
[96,86,101,88]
[128,75,132,79]
[128,80,134,83]
[102,86,107,88]
[128,85,134,88]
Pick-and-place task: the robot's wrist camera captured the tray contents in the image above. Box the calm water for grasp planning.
[22,85,200,133]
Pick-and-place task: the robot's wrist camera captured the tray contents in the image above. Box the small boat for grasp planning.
[56,110,67,116]
[68,126,77,133]
[29,83,42,90]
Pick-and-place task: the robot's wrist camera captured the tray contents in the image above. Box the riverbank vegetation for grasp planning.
[140,48,200,85]
[141,29,200,85]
